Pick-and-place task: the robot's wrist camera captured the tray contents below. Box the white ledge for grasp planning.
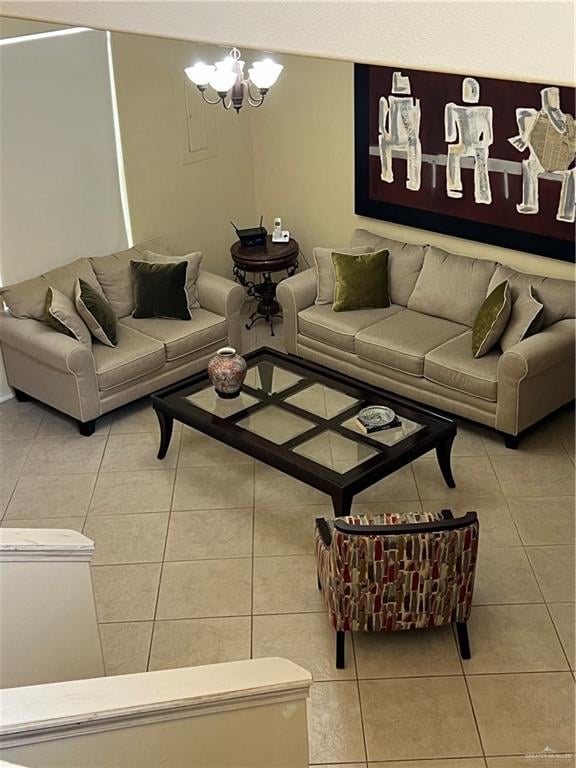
[0,658,312,748]
[0,529,95,562]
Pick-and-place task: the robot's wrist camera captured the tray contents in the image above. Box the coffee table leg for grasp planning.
[155,409,174,460]
[332,491,353,518]
[436,435,456,488]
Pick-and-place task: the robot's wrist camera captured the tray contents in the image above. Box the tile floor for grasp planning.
[0,320,575,767]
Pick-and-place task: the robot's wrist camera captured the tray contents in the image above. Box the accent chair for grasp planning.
[314,508,479,668]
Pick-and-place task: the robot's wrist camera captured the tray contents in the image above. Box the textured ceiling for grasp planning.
[1,1,574,83]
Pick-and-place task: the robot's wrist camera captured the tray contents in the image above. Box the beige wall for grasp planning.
[0,16,68,37]
[251,54,575,280]
[111,33,257,278]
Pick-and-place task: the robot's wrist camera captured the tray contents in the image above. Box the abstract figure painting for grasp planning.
[379,72,422,191]
[510,87,575,222]
[445,78,493,204]
[355,63,575,261]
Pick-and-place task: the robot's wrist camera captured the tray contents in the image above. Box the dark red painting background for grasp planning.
[367,66,575,242]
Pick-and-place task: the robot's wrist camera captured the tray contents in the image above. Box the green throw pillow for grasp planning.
[75,278,118,347]
[472,280,511,358]
[331,249,390,312]
[131,260,191,320]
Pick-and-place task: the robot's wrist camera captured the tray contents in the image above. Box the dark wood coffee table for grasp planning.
[152,348,456,516]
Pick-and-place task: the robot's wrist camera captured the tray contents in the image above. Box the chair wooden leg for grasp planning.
[336,631,346,669]
[456,622,471,659]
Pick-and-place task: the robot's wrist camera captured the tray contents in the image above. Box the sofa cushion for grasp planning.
[0,275,50,320]
[408,246,497,326]
[143,250,203,312]
[92,324,165,391]
[472,280,511,358]
[90,238,173,318]
[332,250,390,312]
[349,229,426,306]
[131,260,191,321]
[298,304,403,353]
[313,245,375,305]
[424,332,499,401]
[44,258,102,302]
[487,264,575,329]
[120,309,227,362]
[1,258,101,321]
[76,279,118,347]
[46,286,92,347]
[356,309,467,377]
[500,285,544,352]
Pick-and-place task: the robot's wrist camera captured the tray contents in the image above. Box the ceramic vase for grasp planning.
[207,347,247,399]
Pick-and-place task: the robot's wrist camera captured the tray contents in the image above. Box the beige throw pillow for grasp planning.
[45,286,92,347]
[144,250,203,312]
[499,285,544,351]
[472,281,511,358]
[313,246,374,305]
[487,263,574,329]
[90,238,173,318]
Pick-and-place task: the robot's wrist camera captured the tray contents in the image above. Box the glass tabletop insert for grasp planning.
[244,361,303,395]
[292,430,378,473]
[283,383,359,419]
[236,404,316,444]
[185,386,260,418]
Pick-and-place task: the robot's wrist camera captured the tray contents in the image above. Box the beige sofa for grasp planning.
[0,239,244,434]
[278,228,575,447]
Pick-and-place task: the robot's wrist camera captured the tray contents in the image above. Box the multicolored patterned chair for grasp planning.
[314,509,479,668]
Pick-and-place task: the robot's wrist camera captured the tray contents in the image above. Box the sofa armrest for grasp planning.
[196,271,244,352]
[496,319,575,435]
[498,319,575,380]
[0,314,100,421]
[277,269,317,354]
[0,315,94,375]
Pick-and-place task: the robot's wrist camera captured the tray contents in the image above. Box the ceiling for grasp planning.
[0,1,574,83]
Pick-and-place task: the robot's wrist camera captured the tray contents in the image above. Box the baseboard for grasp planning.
[0,392,14,403]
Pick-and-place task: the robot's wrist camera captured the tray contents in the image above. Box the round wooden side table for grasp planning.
[231,236,299,336]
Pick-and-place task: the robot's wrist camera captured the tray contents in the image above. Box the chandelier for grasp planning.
[185,48,283,113]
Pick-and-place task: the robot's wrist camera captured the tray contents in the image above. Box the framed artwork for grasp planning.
[354,63,575,262]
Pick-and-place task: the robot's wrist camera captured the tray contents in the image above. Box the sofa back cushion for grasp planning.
[487,264,575,328]
[44,258,101,302]
[90,238,173,318]
[313,245,375,305]
[407,246,497,326]
[143,250,203,313]
[349,229,426,306]
[0,257,101,321]
[0,275,50,320]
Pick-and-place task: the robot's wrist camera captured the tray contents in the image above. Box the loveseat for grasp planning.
[278,228,575,446]
[0,239,244,434]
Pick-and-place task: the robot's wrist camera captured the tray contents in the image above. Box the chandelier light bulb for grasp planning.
[184,47,281,111]
[249,59,283,90]
[209,66,238,94]
[184,62,215,87]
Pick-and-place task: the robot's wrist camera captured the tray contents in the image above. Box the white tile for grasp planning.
[149,617,251,670]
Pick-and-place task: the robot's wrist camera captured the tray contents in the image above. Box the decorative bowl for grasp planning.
[357,405,397,430]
